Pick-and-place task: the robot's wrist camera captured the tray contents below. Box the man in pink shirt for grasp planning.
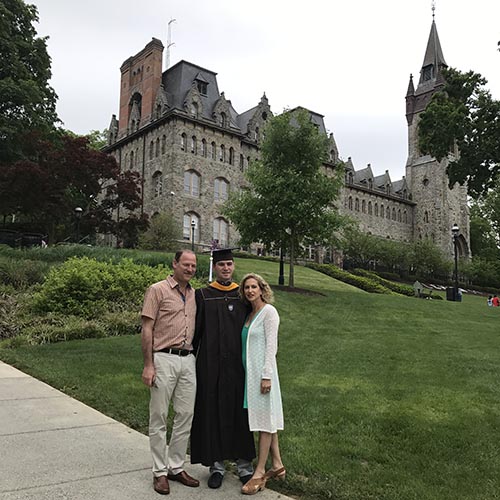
[141,250,199,495]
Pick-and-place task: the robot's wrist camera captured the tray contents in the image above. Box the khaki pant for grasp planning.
[149,352,196,476]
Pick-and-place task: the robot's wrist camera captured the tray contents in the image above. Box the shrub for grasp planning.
[0,256,51,288]
[307,263,392,294]
[32,257,172,317]
[353,269,415,297]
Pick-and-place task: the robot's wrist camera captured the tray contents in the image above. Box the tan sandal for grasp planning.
[241,476,267,495]
[266,466,286,481]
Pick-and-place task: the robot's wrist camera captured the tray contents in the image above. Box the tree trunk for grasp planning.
[289,237,295,288]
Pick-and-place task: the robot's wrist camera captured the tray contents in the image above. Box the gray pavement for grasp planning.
[0,361,292,500]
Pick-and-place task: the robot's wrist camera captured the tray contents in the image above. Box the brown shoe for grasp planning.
[167,470,200,487]
[153,475,170,495]
[241,476,267,495]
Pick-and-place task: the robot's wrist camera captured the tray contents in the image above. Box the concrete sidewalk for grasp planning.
[0,361,292,500]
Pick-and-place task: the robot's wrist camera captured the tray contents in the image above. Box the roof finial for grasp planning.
[432,0,436,21]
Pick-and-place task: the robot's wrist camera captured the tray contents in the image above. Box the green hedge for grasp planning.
[352,269,415,297]
[0,256,51,288]
[307,263,392,294]
[32,257,182,317]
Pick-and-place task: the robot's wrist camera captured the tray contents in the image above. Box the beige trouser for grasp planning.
[149,352,196,476]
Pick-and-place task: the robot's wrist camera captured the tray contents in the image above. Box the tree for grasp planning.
[225,108,344,287]
[0,0,59,163]
[418,67,500,198]
[0,131,145,243]
[341,227,380,269]
[468,202,498,259]
[137,212,180,251]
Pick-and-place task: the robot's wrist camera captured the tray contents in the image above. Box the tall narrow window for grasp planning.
[161,135,166,154]
[155,137,160,157]
[380,204,384,218]
[374,203,378,216]
[348,196,353,210]
[239,154,244,171]
[219,144,225,162]
[229,147,234,165]
[214,178,229,202]
[368,201,372,215]
[355,198,359,212]
[201,139,207,157]
[152,171,162,198]
[362,200,366,213]
[184,170,200,197]
[183,213,200,242]
[211,142,216,160]
[191,136,197,154]
[213,218,229,247]
[149,140,154,160]
[181,133,187,151]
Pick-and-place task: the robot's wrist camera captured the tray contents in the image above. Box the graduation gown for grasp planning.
[190,282,256,466]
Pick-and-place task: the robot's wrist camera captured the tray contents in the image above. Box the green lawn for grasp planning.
[1,258,499,500]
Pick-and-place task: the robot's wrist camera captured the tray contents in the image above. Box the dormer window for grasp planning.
[197,81,208,95]
[422,65,433,82]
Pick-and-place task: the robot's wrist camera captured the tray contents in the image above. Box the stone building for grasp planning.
[104,19,470,259]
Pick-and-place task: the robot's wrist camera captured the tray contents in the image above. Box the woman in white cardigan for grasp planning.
[239,273,285,495]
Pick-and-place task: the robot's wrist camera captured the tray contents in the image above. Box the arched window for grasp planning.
[398,209,401,222]
[386,184,391,195]
[214,178,229,202]
[380,204,384,218]
[183,213,200,242]
[201,139,207,157]
[155,138,160,157]
[152,171,162,198]
[130,150,134,169]
[374,203,378,216]
[161,135,166,154]
[348,172,354,185]
[348,196,353,210]
[191,136,197,154]
[220,112,227,128]
[184,170,200,197]
[368,201,372,215]
[361,200,366,213]
[403,210,408,223]
[211,142,216,160]
[213,218,229,247]
[255,127,259,141]
[181,133,187,151]
[368,179,373,189]
[355,198,360,211]
[239,154,244,171]
[392,207,396,220]
[229,147,234,165]
[219,144,225,162]
[149,140,154,160]
[386,206,390,219]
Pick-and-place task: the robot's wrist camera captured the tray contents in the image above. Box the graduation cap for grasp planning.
[212,248,237,264]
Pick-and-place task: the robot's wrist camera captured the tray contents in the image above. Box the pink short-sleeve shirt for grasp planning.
[141,275,196,351]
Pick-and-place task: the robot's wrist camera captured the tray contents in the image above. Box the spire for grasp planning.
[419,20,447,85]
[406,74,415,97]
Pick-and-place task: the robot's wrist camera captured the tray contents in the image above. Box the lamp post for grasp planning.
[278,246,285,286]
[74,207,83,243]
[451,223,459,301]
[190,219,196,252]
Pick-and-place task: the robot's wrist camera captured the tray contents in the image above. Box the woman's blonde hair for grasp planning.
[239,273,274,305]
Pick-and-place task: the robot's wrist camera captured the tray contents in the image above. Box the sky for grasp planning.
[29,0,500,180]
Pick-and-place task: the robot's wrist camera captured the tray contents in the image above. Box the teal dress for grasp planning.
[241,324,249,408]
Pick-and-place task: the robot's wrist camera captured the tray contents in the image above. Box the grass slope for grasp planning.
[1,258,499,500]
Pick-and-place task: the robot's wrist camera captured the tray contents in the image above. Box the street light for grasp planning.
[278,247,285,286]
[74,207,83,243]
[451,223,459,301]
[190,219,196,252]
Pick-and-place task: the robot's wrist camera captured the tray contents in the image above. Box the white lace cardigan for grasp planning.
[244,304,284,432]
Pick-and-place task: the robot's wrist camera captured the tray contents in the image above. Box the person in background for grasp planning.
[492,295,500,307]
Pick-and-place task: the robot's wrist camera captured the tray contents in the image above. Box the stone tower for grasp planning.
[405,20,470,257]
[117,38,164,140]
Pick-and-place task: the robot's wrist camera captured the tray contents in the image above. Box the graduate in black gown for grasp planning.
[190,249,256,488]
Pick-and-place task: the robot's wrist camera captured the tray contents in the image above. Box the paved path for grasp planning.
[0,361,292,500]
